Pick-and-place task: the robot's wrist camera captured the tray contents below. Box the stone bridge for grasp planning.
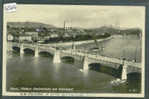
[8,42,142,81]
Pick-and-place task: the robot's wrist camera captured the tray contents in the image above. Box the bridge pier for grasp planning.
[83,56,89,71]
[73,44,76,50]
[20,44,24,54]
[7,43,12,51]
[121,60,128,80]
[53,50,61,63]
[35,45,39,57]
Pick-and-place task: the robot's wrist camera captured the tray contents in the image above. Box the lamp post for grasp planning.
[36,28,40,43]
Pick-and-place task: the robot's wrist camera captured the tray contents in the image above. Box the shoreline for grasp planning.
[43,36,113,46]
[8,36,113,48]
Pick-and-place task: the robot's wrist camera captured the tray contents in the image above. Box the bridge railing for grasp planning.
[9,42,141,68]
[61,49,141,68]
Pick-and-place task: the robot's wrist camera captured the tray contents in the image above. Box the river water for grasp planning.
[77,35,141,62]
[6,35,142,93]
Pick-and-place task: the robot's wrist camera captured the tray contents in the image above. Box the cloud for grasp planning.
[5,5,145,29]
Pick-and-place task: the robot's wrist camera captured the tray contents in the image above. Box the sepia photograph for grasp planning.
[3,4,145,97]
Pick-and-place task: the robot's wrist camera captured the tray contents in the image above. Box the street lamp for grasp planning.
[36,28,40,44]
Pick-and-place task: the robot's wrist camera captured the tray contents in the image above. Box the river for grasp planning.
[6,35,142,93]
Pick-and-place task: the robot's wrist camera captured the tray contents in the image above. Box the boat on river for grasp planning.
[110,78,127,86]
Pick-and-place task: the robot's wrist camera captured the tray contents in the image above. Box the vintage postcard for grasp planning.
[2,4,145,97]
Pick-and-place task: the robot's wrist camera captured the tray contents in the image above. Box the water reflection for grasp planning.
[52,63,61,82]
[20,53,24,60]
[83,69,89,77]
[53,63,61,73]
[32,57,41,78]
[82,70,89,88]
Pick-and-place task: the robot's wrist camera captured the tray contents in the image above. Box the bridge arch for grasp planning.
[12,46,20,52]
[60,52,83,61]
[23,47,34,51]
[88,63,101,70]
[61,56,75,63]
[23,48,34,54]
[127,72,141,76]
[38,49,54,55]
[127,72,141,82]
[88,62,123,78]
[39,51,53,57]
[127,72,141,90]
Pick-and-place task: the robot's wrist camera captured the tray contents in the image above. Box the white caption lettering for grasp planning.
[4,3,16,12]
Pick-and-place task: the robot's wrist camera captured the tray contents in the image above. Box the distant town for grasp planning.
[7,22,142,44]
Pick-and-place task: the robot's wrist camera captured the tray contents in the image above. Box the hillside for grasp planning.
[7,22,56,29]
[85,26,141,35]
[7,22,142,36]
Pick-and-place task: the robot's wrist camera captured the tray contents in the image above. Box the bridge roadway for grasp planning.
[8,42,141,69]
[61,50,141,68]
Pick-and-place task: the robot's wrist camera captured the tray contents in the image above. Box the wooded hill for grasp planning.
[7,22,142,36]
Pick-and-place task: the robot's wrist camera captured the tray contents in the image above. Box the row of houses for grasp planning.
[7,31,72,42]
[7,34,32,42]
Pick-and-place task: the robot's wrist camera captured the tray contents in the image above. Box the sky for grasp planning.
[5,4,145,29]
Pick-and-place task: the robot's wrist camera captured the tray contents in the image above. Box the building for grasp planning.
[44,36,51,40]
[25,32,38,41]
[7,34,14,41]
[63,33,71,37]
[25,32,38,36]
[19,35,32,42]
[50,34,59,38]
[25,32,38,38]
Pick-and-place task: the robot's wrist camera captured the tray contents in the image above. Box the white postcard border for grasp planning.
[2,4,146,97]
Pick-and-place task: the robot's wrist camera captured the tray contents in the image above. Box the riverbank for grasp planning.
[42,36,113,47]
[8,36,112,48]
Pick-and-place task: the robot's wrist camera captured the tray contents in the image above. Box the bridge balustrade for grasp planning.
[8,42,141,68]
